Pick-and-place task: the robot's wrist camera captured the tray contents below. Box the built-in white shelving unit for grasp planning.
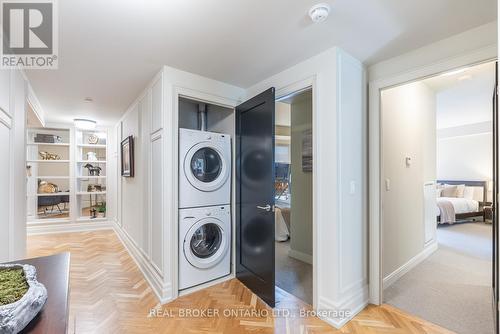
[26,126,109,226]
[75,128,107,221]
[26,127,71,222]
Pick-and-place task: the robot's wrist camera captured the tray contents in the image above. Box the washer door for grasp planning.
[184,217,228,269]
[184,143,229,192]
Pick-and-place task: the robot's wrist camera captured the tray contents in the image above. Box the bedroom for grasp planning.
[380,61,496,334]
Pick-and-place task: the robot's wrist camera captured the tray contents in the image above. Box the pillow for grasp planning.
[463,186,475,200]
[441,185,458,197]
[455,184,466,198]
[436,188,443,197]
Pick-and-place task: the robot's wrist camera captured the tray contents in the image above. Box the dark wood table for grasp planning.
[5,253,70,334]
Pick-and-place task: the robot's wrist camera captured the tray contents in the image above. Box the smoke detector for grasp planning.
[309,3,330,23]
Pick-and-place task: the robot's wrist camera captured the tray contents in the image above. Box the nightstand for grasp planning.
[484,206,493,222]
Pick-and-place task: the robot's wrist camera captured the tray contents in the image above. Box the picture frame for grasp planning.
[121,135,134,177]
[302,129,312,172]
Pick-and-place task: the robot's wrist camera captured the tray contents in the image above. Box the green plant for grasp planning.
[97,202,106,213]
[0,268,29,306]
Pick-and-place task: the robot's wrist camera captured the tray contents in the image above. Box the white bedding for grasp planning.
[436,197,479,216]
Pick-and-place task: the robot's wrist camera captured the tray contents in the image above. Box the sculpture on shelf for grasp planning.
[86,152,97,161]
[37,180,59,194]
[38,151,60,160]
[83,163,102,176]
[87,134,99,145]
[87,184,103,192]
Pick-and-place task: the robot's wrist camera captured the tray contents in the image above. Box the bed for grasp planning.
[436,180,488,224]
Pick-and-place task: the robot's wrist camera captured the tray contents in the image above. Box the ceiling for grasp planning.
[423,62,496,129]
[25,0,497,125]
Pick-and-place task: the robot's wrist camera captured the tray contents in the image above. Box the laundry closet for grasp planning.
[177,97,236,293]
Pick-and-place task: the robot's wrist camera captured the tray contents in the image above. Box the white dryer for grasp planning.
[179,128,231,209]
[179,205,231,290]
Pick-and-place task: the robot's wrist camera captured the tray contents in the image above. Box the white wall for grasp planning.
[381,81,436,279]
[369,22,497,82]
[247,47,367,328]
[289,94,313,262]
[437,124,492,183]
[0,69,28,262]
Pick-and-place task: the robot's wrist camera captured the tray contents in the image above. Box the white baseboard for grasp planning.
[383,240,438,290]
[317,285,369,329]
[112,221,173,304]
[27,220,113,235]
[288,248,313,264]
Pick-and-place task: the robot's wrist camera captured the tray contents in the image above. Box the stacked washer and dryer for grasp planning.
[178,114,232,290]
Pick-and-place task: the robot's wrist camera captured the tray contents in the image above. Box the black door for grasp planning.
[493,61,499,333]
[235,88,276,307]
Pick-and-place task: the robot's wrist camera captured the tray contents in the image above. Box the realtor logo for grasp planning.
[1,0,58,68]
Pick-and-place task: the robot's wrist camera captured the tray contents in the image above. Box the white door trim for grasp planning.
[274,76,317,307]
[368,45,497,305]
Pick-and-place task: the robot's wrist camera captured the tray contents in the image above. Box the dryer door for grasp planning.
[183,217,228,269]
[184,143,230,192]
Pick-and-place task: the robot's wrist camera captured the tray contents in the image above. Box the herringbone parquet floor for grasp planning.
[27,230,455,334]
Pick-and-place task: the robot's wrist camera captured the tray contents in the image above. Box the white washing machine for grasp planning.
[179,128,231,209]
[179,205,231,290]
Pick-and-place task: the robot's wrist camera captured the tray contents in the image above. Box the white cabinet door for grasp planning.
[424,182,437,244]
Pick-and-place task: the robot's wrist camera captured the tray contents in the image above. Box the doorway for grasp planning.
[379,61,497,334]
[235,86,314,307]
[274,89,313,305]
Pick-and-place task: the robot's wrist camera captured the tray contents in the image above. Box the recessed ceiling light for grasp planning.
[84,97,93,103]
[442,68,468,77]
[458,74,472,81]
[74,118,96,130]
[309,3,330,23]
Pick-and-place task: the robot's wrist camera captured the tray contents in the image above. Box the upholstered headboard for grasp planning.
[437,180,488,203]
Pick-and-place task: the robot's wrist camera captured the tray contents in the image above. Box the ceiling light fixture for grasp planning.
[458,74,472,81]
[84,97,93,103]
[442,68,468,77]
[309,3,330,23]
[74,118,96,130]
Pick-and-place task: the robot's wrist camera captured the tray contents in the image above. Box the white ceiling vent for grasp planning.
[309,3,330,23]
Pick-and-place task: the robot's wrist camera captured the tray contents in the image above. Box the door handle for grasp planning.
[256,204,273,212]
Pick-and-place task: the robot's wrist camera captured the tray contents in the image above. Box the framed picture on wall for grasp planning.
[121,135,134,177]
[302,129,312,172]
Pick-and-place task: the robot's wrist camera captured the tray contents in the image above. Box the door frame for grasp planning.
[274,77,318,307]
[172,86,241,299]
[368,47,497,304]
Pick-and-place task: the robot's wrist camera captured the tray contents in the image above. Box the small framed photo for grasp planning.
[121,135,134,177]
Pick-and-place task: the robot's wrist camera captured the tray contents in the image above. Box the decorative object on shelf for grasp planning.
[26,165,31,177]
[90,208,97,219]
[86,152,97,161]
[0,264,47,334]
[83,163,101,176]
[87,184,103,192]
[87,134,99,145]
[38,151,61,160]
[38,180,59,194]
[34,134,62,144]
[97,202,106,218]
[121,135,134,177]
[301,128,313,172]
